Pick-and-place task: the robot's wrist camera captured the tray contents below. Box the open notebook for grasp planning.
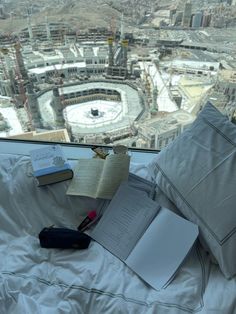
[91,183,199,290]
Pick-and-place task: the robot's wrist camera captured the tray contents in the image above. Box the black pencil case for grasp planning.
[39,227,91,249]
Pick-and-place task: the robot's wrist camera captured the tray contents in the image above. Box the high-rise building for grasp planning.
[173,11,183,26]
[215,70,236,102]
[182,1,192,27]
[0,5,4,18]
[192,12,203,28]
[202,13,212,27]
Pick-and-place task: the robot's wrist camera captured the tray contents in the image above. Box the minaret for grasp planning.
[14,42,29,106]
[150,85,158,114]
[27,15,34,43]
[50,87,66,128]
[26,83,42,129]
[45,16,51,41]
[121,39,128,68]
[108,37,114,67]
[120,13,125,41]
[14,42,29,81]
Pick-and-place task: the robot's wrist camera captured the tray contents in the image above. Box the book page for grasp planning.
[91,183,160,261]
[89,173,157,217]
[97,154,130,199]
[66,159,104,198]
[125,208,199,290]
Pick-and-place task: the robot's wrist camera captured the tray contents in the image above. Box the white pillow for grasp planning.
[148,102,236,279]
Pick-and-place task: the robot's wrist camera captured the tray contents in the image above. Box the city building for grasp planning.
[182,1,192,27]
[137,110,195,150]
[1,4,236,150]
[191,12,203,28]
[202,13,212,27]
[215,70,236,102]
[8,128,70,142]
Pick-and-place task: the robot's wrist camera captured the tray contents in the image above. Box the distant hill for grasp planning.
[0,0,175,34]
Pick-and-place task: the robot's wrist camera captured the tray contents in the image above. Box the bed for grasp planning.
[0,103,236,313]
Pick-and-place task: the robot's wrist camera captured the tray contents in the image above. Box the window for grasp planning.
[0,1,235,151]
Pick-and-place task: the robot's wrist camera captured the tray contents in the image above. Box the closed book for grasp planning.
[30,145,73,186]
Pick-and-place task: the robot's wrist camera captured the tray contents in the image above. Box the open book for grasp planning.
[91,183,199,290]
[66,154,130,199]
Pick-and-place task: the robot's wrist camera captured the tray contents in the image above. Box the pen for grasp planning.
[78,210,97,232]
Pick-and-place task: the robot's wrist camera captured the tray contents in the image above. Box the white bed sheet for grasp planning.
[0,154,235,314]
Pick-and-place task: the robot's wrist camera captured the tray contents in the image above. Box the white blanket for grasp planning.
[0,154,235,314]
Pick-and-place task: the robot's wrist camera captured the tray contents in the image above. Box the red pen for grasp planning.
[78,210,97,232]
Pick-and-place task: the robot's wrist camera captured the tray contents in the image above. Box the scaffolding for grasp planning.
[12,42,34,130]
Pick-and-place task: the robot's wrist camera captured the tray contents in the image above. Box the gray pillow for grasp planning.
[148,102,236,279]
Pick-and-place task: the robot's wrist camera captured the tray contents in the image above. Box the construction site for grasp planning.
[0,0,236,149]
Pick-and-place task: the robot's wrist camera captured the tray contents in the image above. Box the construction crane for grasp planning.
[146,61,176,109]
[13,42,28,105]
[13,41,34,130]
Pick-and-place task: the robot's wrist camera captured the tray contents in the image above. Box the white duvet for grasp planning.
[0,153,235,314]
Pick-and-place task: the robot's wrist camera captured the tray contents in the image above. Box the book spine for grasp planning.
[34,163,71,177]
